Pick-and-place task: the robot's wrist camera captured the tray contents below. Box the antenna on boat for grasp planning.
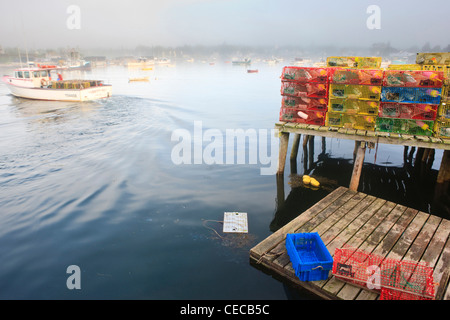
[25,45,30,66]
[18,47,23,69]
[19,9,30,67]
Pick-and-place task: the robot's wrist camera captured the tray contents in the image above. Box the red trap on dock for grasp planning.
[332,246,436,300]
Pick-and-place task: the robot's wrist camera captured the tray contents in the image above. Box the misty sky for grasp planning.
[1,0,449,50]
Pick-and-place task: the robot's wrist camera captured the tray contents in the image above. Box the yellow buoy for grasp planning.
[310,178,320,188]
[302,175,311,185]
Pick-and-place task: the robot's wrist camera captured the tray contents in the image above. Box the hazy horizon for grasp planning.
[1,0,449,51]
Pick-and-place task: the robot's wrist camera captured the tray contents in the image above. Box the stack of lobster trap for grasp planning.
[279,66,329,125]
[325,61,383,131]
[376,69,444,136]
[278,53,450,138]
[416,52,450,138]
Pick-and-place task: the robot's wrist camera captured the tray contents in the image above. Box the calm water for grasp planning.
[0,61,447,300]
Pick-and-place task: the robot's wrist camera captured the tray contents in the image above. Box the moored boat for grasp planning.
[128,77,149,82]
[2,66,112,102]
[232,58,251,65]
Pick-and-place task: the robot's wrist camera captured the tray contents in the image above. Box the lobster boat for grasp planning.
[2,66,112,102]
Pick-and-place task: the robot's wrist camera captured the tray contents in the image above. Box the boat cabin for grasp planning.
[8,67,52,88]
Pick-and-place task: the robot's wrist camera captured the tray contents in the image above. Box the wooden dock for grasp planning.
[249,187,450,300]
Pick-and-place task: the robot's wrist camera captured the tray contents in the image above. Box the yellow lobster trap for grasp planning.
[326,56,382,69]
[325,112,376,131]
[328,98,379,115]
[329,84,382,101]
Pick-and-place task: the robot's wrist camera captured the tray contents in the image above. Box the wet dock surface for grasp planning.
[250,186,450,300]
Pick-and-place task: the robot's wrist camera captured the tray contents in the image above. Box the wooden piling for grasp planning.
[349,141,366,191]
[290,134,301,162]
[277,132,289,175]
[437,150,450,184]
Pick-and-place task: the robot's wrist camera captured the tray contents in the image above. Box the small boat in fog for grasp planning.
[232,58,251,65]
[126,57,155,68]
[247,69,258,73]
[129,77,149,82]
[2,66,112,102]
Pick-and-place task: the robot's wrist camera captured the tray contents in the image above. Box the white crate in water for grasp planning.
[223,212,248,233]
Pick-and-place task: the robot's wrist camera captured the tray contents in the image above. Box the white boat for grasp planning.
[155,58,171,65]
[232,58,251,65]
[126,57,155,68]
[2,66,112,102]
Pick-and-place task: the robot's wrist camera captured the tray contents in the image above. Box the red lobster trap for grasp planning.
[281,81,328,98]
[281,66,329,83]
[332,247,436,300]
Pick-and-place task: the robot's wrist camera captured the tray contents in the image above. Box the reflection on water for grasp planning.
[0,63,449,300]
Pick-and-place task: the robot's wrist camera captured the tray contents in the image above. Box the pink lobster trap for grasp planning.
[332,246,436,300]
[281,66,329,83]
[383,70,445,88]
[281,81,328,98]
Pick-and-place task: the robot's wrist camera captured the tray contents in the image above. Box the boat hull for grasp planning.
[5,83,112,102]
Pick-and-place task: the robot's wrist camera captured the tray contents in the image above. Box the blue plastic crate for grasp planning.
[381,87,442,104]
[285,232,333,281]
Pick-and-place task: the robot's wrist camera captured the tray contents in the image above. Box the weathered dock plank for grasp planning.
[249,187,450,300]
[249,186,348,261]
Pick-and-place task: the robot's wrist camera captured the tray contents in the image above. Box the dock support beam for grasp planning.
[290,134,301,174]
[349,141,366,191]
[290,133,301,162]
[437,150,450,184]
[277,132,289,175]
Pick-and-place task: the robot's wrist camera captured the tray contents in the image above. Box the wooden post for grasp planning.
[289,134,301,174]
[435,149,450,205]
[437,150,450,184]
[303,135,309,148]
[303,135,309,173]
[276,173,285,210]
[322,137,326,154]
[308,136,315,171]
[414,147,425,170]
[277,132,289,175]
[353,140,359,161]
[426,148,435,172]
[290,133,301,161]
[349,141,366,191]
[407,146,416,166]
[403,146,409,166]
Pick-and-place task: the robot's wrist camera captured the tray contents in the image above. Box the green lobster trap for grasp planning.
[376,118,434,136]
